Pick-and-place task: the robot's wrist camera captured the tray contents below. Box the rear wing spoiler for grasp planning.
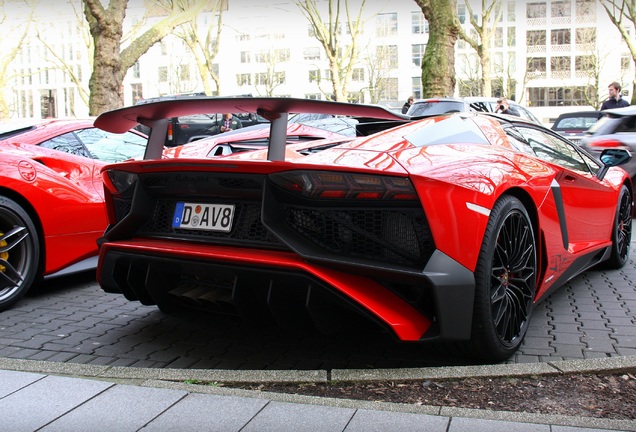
[94,97,409,161]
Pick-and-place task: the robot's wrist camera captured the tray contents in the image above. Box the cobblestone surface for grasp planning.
[1,239,635,371]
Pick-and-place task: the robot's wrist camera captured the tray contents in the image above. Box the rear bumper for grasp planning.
[98,239,476,342]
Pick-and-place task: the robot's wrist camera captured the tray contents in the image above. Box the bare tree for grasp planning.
[173,0,224,96]
[414,0,459,98]
[253,48,287,96]
[294,0,367,102]
[82,0,206,115]
[0,0,33,119]
[360,46,393,104]
[455,0,503,97]
[574,28,610,109]
[600,0,636,104]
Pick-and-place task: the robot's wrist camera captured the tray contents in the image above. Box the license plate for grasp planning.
[172,202,235,232]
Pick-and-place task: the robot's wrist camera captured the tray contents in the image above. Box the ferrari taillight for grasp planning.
[588,139,626,148]
[269,171,418,200]
[104,169,138,194]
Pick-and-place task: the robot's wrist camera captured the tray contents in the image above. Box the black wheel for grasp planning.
[467,195,536,361]
[603,184,632,269]
[0,196,40,311]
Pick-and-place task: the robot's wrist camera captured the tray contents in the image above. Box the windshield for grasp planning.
[586,115,624,135]
[407,101,465,116]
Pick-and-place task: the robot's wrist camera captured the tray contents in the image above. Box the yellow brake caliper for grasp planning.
[0,233,7,272]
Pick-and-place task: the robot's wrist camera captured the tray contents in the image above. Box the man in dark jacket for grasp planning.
[601,82,630,110]
[402,96,414,114]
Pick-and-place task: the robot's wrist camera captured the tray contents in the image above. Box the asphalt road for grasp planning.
[1,238,635,371]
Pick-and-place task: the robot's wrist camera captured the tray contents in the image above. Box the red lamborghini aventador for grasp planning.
[93,97,632,361]
[0,119,147,311]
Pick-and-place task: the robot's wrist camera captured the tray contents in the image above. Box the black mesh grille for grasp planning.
[283,205,433,268]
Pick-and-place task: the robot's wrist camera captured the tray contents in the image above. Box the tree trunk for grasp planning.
[415,0,458,98]
[83,0,206,115]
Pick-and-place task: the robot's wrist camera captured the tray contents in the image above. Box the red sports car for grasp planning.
[0,119,147,311]
[93,97,632,361]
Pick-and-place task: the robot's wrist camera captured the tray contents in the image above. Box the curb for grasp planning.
[2,355,636,431]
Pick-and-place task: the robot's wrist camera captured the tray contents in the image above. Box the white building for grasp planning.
[4,0,634,125]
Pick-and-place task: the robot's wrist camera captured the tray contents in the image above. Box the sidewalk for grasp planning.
[1,357,635,431]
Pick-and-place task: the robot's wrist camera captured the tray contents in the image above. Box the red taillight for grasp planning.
[589,139,625,148]
[269,171,418,201]
[167,123,173,141]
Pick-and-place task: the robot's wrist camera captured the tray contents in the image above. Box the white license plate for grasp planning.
[172,202,235,232]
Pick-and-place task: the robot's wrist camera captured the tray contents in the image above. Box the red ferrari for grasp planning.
[94,97,632,361]
[0,119,147,311]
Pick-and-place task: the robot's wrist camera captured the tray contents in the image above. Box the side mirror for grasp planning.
[596,148,631,181]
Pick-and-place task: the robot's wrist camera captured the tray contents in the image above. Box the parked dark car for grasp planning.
[580,105,636,182]
[551,111,600,144]
[135,93,265,146]
[406,97,541,124]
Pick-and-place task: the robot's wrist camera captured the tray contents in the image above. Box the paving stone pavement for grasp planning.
[1,238,636,371]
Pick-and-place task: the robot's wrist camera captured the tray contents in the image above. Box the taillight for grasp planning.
[589,139,626,148]
[167,123,173,142]
[269,171,418,200]
[104,169,138,194]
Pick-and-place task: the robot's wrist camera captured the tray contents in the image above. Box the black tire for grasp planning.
[603,184,632,269]
[466,195,537,362]
[0,196,40,311]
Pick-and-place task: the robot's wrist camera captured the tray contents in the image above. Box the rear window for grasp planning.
[553,116,599,131]
[407,101,465,116]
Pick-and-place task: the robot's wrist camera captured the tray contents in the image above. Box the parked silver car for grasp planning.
[406,97,541,124]
[579,105,636,181]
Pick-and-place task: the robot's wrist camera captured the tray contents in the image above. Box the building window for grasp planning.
[376,13,398,37]
[158,66,167,83]
[305,93,321,100]
[274,72,285,85]
[160,41,167,55]
[526,2,547,19]
[551,29,570,46]
[528,57,547,76]
[309,69,320,82]
[526,30,546,47]
[412,76,422,99]
[131,83,143,104]
[378,77,398,101]
[551,1,571,18]
[179,64,190,81]
[132,62,140,79]
[255,73,268,86]
[574,55,595,77]
[621,55,633,73]
[411,44,424,67]
[575,28,596,47]
[323,69,332,81]
[303,47,320,61]
[576,0,596,18]
[255,51,269,63]
[240,51,250,63]
[411,12,426,34]
[494,27,504,48]
[507,1,516,21]
[275,49,290,62]
[376,45,398,68]
[551,56,571,78]
[352,68,364,81]
[237,73,251,86]
[457,4,466,24]
[507,27,516,47]
[527,86,593,107]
